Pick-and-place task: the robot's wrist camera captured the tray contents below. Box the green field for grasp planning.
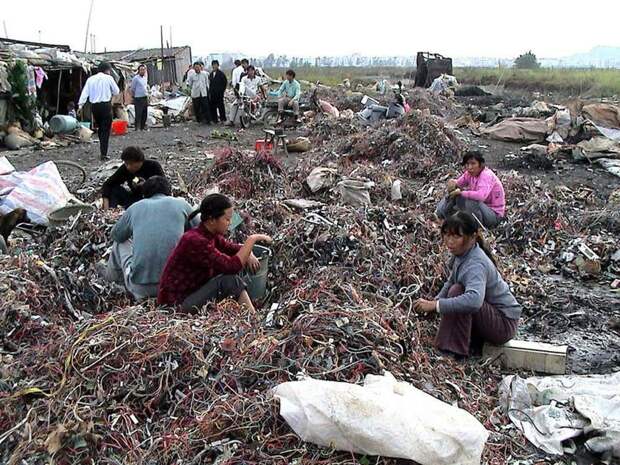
[264,67,407,87]
[455,67,620,97]
[265,66,620,97]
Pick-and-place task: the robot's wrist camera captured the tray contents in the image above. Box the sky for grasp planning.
[2,0,619,59]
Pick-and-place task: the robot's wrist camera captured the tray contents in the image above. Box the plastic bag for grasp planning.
[306,167,337,193]
[500,373,620,457]
[0,160,73,225]
[337,178,374,207]
[273,372,488,465]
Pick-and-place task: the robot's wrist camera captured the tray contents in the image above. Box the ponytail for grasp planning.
[188,209,200,222]
[475,230,496,266]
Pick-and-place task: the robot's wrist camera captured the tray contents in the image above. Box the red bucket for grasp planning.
[111,119,128,136]
[255,139,273,152]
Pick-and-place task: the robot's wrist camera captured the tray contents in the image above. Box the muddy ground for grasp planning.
[3,105,620,377]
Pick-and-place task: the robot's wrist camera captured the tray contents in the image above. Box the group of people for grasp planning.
[186,58,302,125]
[184,60,228,124]
[99,144,519,359]
[76,59,306,161]
[78,62,151,161]
[100,146,271,312]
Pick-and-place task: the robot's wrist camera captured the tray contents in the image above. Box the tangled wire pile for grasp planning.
[406,87,457,118]
[2,290,524,465]
[334,110,464,179]
[187,147,294,200]
[1,86,619,465]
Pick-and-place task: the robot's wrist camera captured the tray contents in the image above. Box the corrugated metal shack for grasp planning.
[95,46,192,88]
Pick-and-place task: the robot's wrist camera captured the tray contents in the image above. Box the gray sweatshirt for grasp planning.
[111,194,198,285]
[436,244,522,319]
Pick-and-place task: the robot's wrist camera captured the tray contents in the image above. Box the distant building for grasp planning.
[95,46,192,86]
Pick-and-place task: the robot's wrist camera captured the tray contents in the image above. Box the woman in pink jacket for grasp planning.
[436,151,505,228]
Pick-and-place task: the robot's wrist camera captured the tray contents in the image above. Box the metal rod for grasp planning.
[3,21,8,39]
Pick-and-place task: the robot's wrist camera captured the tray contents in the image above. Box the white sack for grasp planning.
[273,372,488,465]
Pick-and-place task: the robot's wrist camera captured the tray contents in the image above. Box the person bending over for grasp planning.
[103,176,197,300]
[158,193,272,312]
[414,211,521,357]
[436,151,505,229]
[101,146,164,209]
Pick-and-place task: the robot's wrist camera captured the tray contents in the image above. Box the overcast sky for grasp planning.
[2,0,619,59]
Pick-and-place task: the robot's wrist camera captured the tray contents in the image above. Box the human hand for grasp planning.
[449,188,461,198]
[287,100,295,108]
[447,179,458,192]
[247,253,260,273]
[414,299,437,314]
[251,234,272,244]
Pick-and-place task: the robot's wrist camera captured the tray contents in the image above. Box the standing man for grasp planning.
[231,59,244,91]
[130,64,149,131]
[79,62,120,161]
[274,69,301,124]
[187,61,211,124]
[209,60,228,123]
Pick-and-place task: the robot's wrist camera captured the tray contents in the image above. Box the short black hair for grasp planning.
[241,58,249,65]
[193,61,202,67]
[212,60,219,66]
[234,59,241,66]
[247,65,255,72]
[285,69,296,78]
[121,146,145,163]
[462,150,485,166]
[142,176,171,198]
[138,64,146,70]
[98,61,112,73]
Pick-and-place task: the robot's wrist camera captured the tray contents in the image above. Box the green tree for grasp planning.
[514,51,540,69]
[8,61,36,130]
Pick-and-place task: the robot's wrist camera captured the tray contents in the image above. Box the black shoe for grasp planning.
[100,155,110,161]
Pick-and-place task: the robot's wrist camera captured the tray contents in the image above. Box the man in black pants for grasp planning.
[101,146,165,210]
[130,64,149,130]
[186,61,211,124]
[209,60,228,123]
[79,62,120,160]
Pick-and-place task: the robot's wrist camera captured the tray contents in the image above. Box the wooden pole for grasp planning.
[160,25,165,87]
[56,70,62,114]
[84,0,94,53]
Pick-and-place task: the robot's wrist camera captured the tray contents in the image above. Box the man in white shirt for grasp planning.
[130,64,149,131]
[78,62,120,160]
[186,61,211,124]
[231,59,245,90]
[240,66,264,102]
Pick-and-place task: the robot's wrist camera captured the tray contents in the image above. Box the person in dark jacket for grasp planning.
[209,60,228,123]
[414,211,521,357]
[101,146,165,209]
